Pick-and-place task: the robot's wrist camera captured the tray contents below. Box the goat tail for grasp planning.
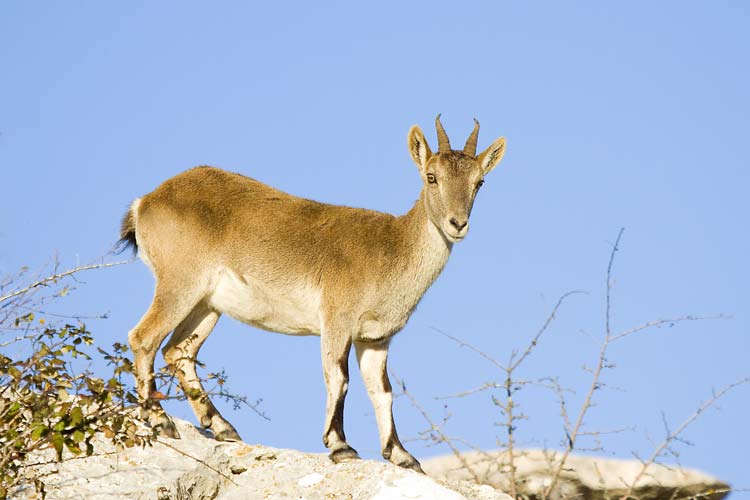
[117,199,139,255]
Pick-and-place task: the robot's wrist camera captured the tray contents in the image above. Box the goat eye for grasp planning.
[476,180,485,190]
[427,173,437,184]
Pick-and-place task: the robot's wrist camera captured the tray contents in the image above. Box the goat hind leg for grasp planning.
[162,304,241,442]
[128,288,197,438]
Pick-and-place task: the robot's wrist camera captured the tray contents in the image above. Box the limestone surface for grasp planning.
[10,417,510,500]
[422,449,730,500]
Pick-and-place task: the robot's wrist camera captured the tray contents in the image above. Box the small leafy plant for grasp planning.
[0,263,156,498]
[0,261,257,499]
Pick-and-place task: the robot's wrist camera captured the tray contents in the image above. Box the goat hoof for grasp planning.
[396,457,424,474]
[215,428,242,442]
[156,417,181,439]
[329,446,360,463]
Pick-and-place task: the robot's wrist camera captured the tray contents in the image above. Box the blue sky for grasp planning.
[1,0,748,491]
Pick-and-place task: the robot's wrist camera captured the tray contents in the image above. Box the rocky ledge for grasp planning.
[422,449,730,500]
[11,418,730,500]
[10,417,507,500]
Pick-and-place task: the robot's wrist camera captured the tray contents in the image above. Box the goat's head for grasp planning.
[407,115,506,242]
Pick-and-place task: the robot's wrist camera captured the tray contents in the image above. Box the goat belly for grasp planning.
[208,268,322,336]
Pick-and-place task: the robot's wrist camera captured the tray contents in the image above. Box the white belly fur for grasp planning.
[208,268,321,336]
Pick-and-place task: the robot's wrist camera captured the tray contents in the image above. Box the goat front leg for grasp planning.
[320,328,359,463]
[354,340,423,473]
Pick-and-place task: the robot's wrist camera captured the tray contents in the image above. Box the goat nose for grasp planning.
[449,217,468,231]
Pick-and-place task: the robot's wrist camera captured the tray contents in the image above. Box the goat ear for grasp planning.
[407,125,432,171]
[478,137,506,175]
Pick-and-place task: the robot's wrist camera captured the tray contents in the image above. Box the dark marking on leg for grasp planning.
[321,332,353,453]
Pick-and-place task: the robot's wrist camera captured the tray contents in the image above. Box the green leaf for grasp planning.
[7,401,21,416]
[65,438,82,455]
[51,432,64,461]
[72,429,85,443]
[70,406,83,427]
[31,424,49,441]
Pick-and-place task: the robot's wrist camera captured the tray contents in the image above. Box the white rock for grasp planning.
[10,416,510,500]
[372,475,467,500]
[298,472,325,487]
[422,449,730,500]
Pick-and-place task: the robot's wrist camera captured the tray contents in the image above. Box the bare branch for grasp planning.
[155,438,238,485]
[392,228,741,500]
[510,290,586,372]
[610,315,728,342]
[431,289,582,500]
[431,328,506,371]
[605,228,625,340]
[0,261,127,305]
[436,382,503,400]
[392,371,483,484]
[622,378,750,500]
[543,228,624,498]
[577,426,634,437]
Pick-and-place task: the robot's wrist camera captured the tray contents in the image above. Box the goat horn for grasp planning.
[463,118,480,156]
[435,114,451,153]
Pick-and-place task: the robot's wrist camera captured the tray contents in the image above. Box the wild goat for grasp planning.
[120,116,506,472]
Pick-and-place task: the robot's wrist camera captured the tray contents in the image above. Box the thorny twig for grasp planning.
[535,229,733,500]
[541,228,625,498]
[392,371,483,484]
[431,327,506,371]
[402,228,742,500]
[609,315,728,342]
[155,438,238,485]
[0,261,127,305]
[429,290,583,498]
[508,291,587,373]
[621,378,750,500]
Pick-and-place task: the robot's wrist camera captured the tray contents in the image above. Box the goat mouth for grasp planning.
[443,231,466,243]
[434,220,467,243]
